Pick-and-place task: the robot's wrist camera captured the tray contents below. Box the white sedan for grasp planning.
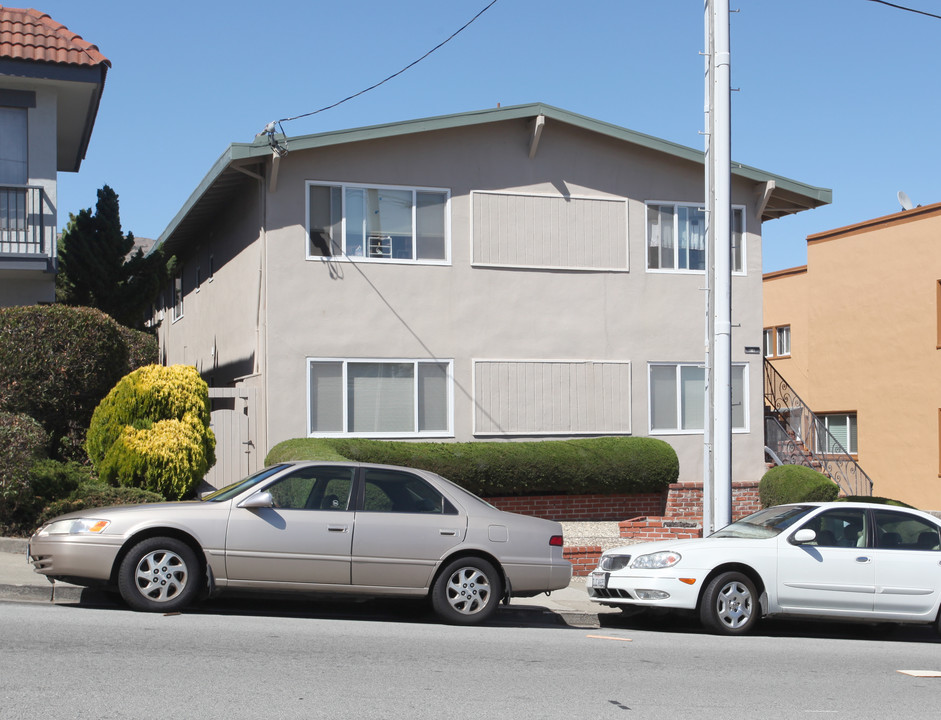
[587,502,941,635]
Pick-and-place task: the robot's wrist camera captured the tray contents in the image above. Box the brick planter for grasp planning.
[483,492,665,522]
[563,546,602,576]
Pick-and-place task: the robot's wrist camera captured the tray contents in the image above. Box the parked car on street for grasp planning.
[588,502,941,635]
[28,462,571,624]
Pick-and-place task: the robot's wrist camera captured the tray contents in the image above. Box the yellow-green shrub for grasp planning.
[86,365,215,499]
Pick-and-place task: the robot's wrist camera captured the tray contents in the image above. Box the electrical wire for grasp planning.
[865,0,941,20]
[277,0,500,128]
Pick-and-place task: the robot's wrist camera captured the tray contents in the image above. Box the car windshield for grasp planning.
[201,465,289,502]
[710,505,814,539]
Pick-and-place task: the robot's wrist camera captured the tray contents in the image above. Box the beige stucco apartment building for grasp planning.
[764,201,941,510]
[152,104,830,489]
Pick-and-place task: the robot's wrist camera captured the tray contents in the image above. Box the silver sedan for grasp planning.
[29,462,572,624]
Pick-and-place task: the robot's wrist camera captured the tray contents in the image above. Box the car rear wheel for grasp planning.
[118,537,200,613]
[699,571,759,635]
[431,557,502,625]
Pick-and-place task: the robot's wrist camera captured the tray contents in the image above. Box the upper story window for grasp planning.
[646,203,745,273]
[307,181,449,263]
[764,325,791,358]
[171,271,183,322]
[0,106,28,185]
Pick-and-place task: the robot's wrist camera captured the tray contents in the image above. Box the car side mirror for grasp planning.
[791,528,817,545]
[239,491,274,509]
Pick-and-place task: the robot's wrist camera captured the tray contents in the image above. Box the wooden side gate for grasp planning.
[204,387,258,491]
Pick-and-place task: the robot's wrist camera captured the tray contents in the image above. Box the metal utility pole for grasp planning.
[705,0,732,530]
[702,0,714,537]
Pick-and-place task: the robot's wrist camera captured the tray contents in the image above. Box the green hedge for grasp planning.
[265,436,679,497]
[0,412,48,534]
[0,305,155,460]
[759,464,839,507]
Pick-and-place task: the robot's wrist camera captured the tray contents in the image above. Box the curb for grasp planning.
[0,582,603,626]
[0,581,85,604]
[0,538,28,554]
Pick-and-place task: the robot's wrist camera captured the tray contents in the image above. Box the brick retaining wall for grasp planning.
[483,492,665,522]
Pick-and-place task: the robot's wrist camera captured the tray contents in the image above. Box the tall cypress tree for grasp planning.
[57,185,166,330]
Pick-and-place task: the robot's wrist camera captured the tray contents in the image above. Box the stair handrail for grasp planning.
[764,360,873,496]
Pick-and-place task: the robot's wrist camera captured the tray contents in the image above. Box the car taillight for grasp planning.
[549,535,563,547]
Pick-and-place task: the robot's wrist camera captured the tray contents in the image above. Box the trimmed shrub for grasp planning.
[265,436,679,497]
[759,464,839,507]
[116,325,159,371]
[86,365,216,500]
[0,412,48,533]
[39,481,164,525]
[0,305,130,460]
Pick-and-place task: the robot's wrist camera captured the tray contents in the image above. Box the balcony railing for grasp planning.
[764,360,873,497]
[1,185,45,256]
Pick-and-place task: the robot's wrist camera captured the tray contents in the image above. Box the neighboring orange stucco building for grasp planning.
[764,201,941,510]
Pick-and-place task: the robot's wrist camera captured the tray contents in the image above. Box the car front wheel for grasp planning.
[431,557,502,625]
[118,537,201,613]
[699,571,759,635]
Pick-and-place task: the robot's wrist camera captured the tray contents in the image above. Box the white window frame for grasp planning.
[763,328,775,358]
[776,326,791,357]
[305,181,451,265]
[171,270,183,322]
[307,358,454,438]
[648,361,749,434]
[817,412,857,455]
[646,201,746,274]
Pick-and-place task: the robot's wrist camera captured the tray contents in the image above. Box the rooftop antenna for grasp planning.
[898,190,915,211]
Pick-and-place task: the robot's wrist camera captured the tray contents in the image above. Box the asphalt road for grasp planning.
[2,600,940,719]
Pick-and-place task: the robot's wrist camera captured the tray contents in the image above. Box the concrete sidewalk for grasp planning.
[0,537,614,626]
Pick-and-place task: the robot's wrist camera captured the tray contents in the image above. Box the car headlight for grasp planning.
[37,518,111,536]
[631,551,681,569]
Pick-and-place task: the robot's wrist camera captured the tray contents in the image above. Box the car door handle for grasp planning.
[440,529,458,536]
[328,525,349,533]
[855,556,871,563]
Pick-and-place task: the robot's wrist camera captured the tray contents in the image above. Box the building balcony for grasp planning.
[0,185,51,272]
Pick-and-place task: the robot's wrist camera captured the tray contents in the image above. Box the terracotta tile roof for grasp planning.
[0,6,110,67]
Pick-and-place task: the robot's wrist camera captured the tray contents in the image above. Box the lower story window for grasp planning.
[817,412,857,455]
[308,359,452,437]
[649,362,747,433]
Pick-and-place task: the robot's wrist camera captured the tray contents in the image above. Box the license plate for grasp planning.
[590,572,608,589]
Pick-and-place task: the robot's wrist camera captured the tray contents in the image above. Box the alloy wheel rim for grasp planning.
[445,567,491,615]
[134,549,188,603]
[716,580,752,629]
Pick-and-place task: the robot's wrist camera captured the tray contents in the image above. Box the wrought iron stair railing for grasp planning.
[764,360,873,497]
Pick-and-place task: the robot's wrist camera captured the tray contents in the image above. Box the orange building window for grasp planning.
[763,325,791,359]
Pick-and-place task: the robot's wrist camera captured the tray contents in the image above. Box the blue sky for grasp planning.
[38,0,941,272]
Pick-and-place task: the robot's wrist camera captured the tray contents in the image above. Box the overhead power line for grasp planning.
[866,0,941,20]
[277,0,500,127]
